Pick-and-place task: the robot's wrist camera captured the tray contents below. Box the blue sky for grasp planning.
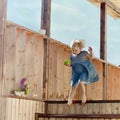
[7,0,120,66]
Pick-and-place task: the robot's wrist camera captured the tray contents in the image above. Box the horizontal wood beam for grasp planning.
[44,99,120,104]
[105,0,120,16]
[35,113,120,119]
[88,0,120,18]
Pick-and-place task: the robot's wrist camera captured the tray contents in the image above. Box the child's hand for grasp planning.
[88,46,94,58]
[88,46,93,53]
[64,59,71,66]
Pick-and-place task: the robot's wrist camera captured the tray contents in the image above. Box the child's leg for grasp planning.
[67,86,77,105]
[79,81,86,104]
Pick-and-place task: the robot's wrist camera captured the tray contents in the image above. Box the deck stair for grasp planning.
[35,100,120,120]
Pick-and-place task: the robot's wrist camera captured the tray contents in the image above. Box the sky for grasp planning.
[7,0,120,66]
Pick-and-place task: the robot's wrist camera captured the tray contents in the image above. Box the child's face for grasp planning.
[72,46,81,55]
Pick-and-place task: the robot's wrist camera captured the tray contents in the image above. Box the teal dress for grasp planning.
[70,50,99,87]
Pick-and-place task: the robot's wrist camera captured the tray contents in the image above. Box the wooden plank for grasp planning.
[0,0,7,118]
[4,26,16,94]
[87,103,94,114]
[34,35,44,99]
[19,99,23,120]
[33,101,36,120]
[15,98,19,120]
[6,98,12,120]
[100,103,106,114]
[30,100,33,120]
[25,33,35,97]
[35,113,120,118]
[23,99,26,120]
[25,99,29,120]
[63,48,72,100]
[56,45,64,99]
[11,98,16,120]
[15,28,26,89]
[48,42,57,99]
[107,64,112,100]
[27,100,31,120]
[111,103,119,114]
[93,103,100,114]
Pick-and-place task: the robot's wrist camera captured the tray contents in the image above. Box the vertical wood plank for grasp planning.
[15,98,19,120]
[0,0,7,119]
[56,45,64,99]
[48,42,57,99]
[25,99,29,120]
[34,35,44,99]
[25,33,35,97]
[6,98,12,120]
[4,26,16,94]
[19,99,23,120]
[63,48,72,100]
[30,100,33,120]
[15,28,26,89]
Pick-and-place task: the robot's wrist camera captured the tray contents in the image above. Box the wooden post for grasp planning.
[0,0,7,119]
[35,113,39,120]
[100,2,107,60]
[41,0,51,37]
[100,2,107,100]
[42,38,50,100]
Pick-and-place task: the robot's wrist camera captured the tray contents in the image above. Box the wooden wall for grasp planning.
[5,97,45,120]
[3,22,120,101]
[47,40,72,100]
[4,23,45,99]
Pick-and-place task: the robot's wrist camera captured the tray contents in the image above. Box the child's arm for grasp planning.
[87,47,95,60]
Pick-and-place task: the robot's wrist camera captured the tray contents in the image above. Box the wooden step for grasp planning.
[35,113,120,120]
[44,100,120,115]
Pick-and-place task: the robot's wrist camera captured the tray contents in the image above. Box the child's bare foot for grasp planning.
[67,99,72,106]
[82,95,86,104]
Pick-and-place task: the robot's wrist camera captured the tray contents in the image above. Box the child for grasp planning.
[65,39,99,105]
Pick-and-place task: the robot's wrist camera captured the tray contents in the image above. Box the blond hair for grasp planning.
[71,39,85,49]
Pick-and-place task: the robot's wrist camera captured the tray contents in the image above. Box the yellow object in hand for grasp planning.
[64,60,70,66]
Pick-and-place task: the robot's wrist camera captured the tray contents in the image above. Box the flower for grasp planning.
[20,78,26,85]
[18,78,29,95]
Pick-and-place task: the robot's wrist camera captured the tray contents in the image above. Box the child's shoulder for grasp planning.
[70,54,76,59]
[81,50,88,54]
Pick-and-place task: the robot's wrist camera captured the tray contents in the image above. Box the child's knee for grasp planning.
[71,86,77,90]
[79,81,84,85]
